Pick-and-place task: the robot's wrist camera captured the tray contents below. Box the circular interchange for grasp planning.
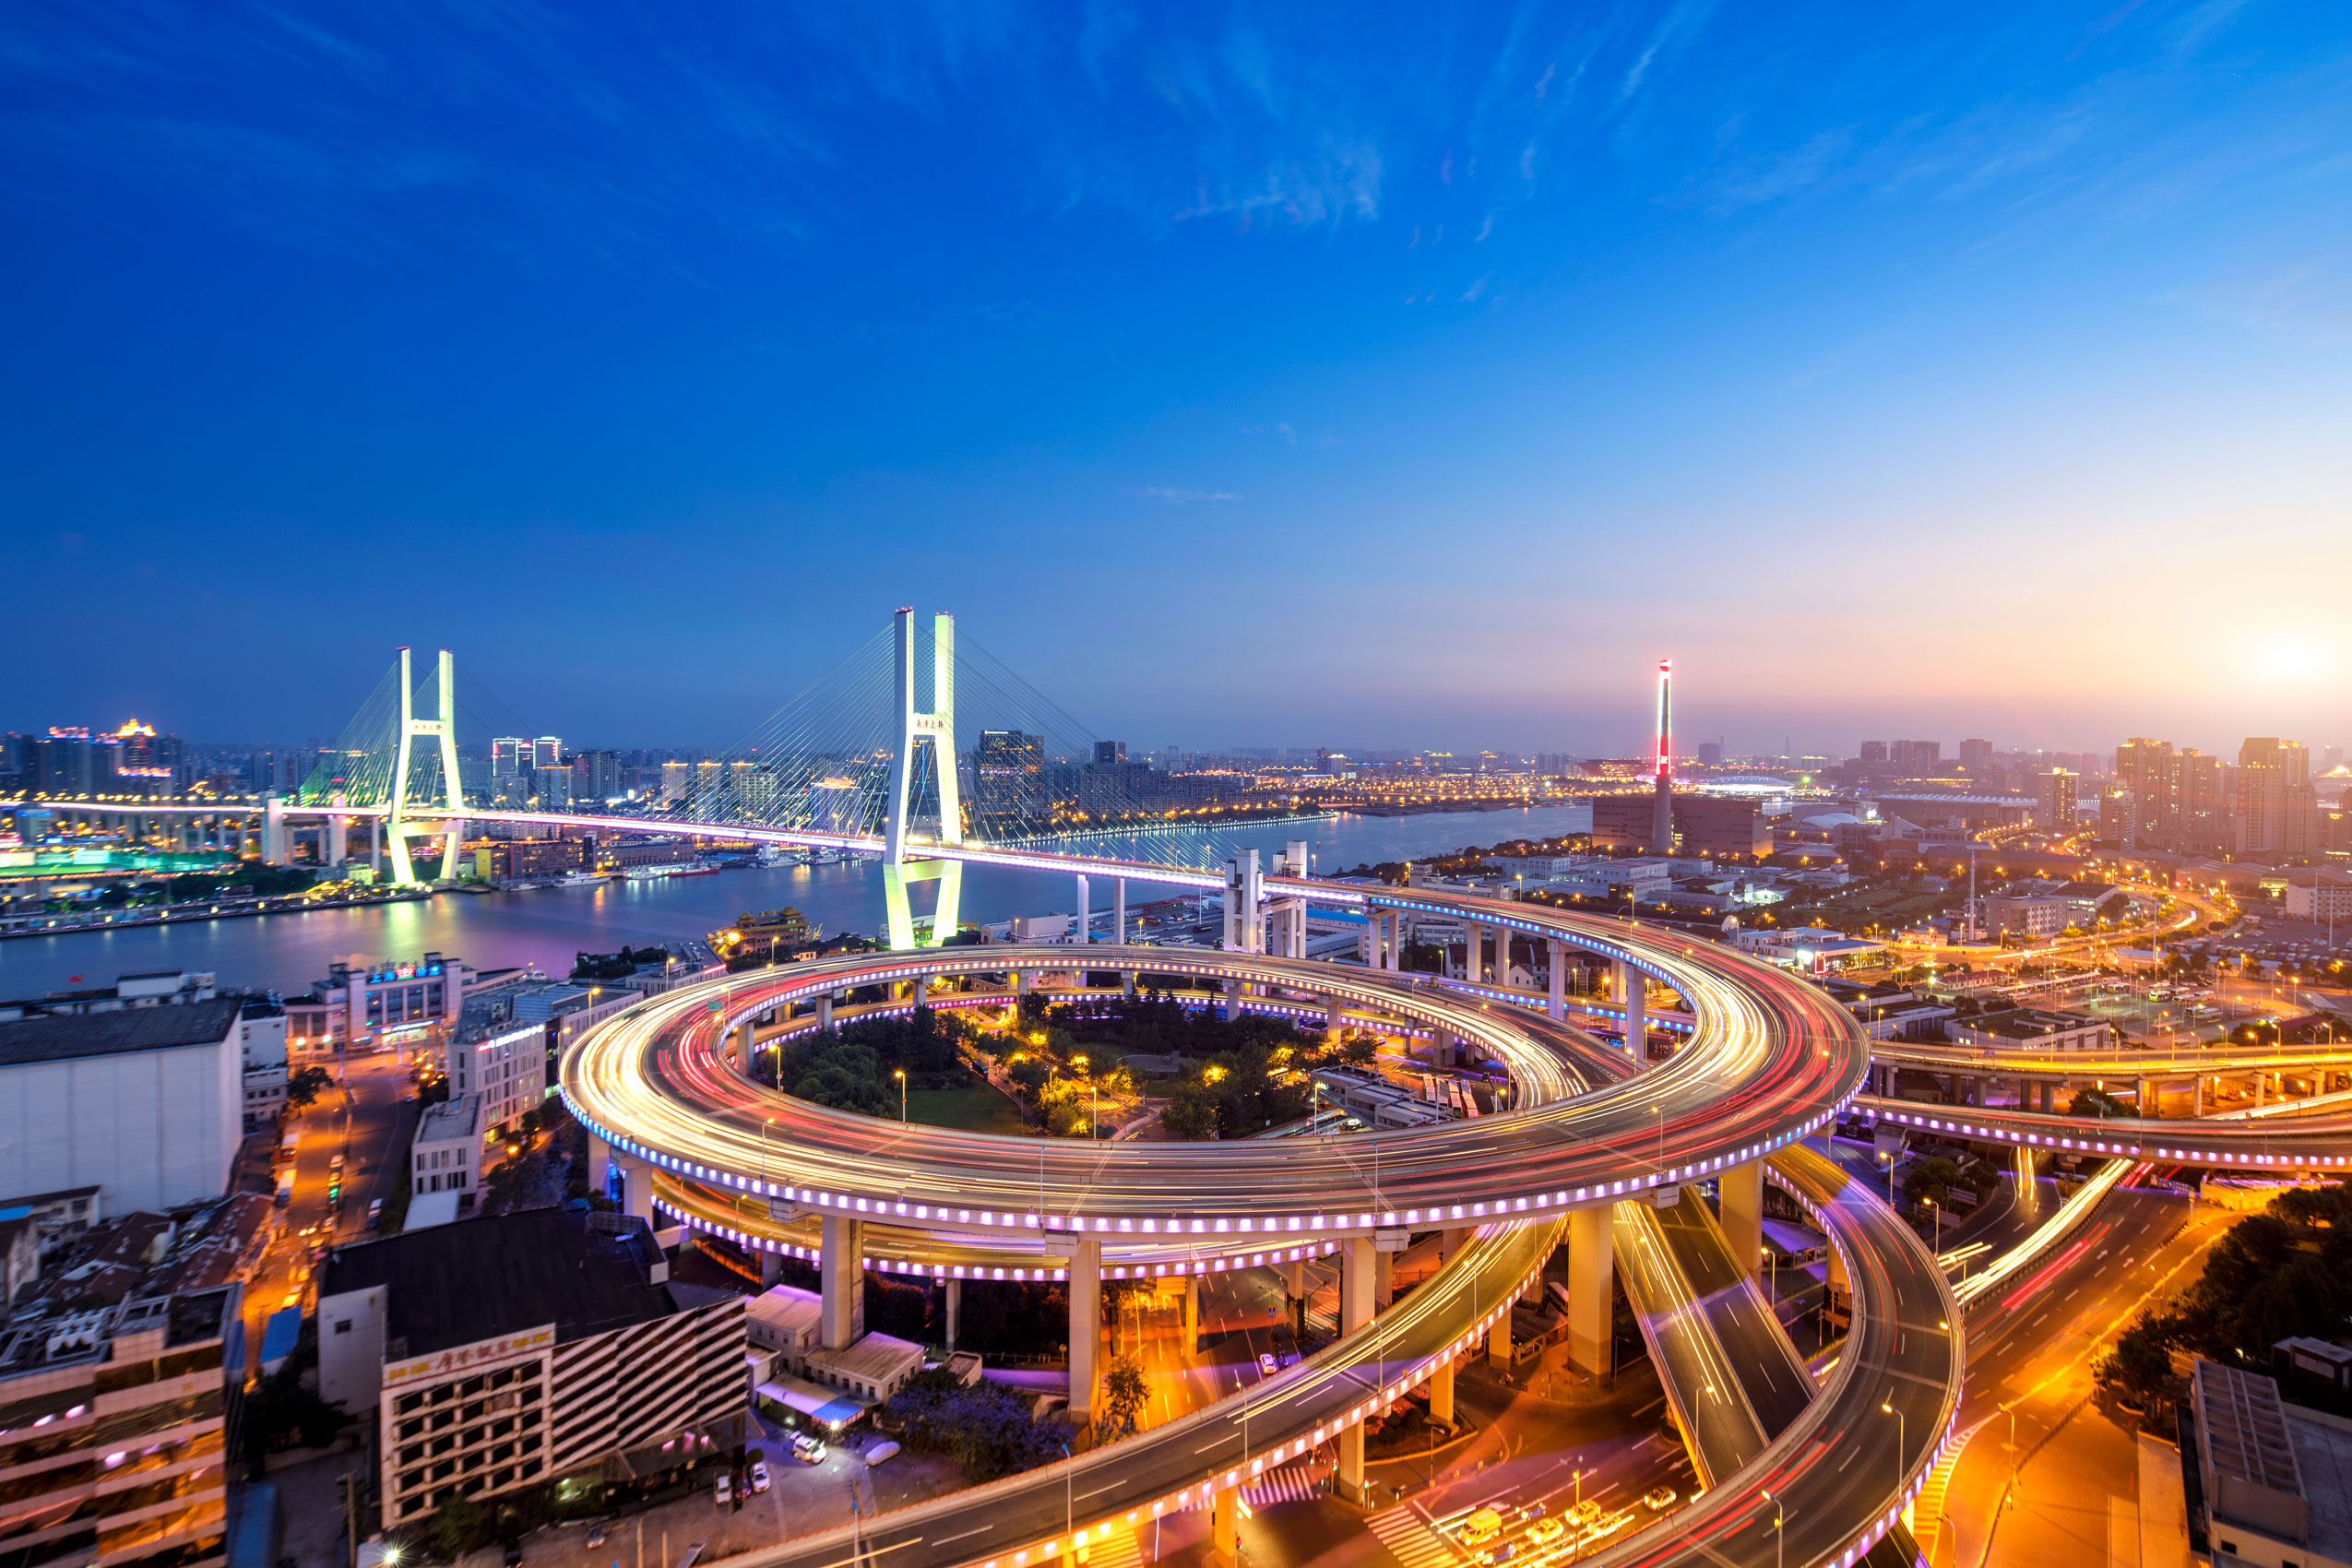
[562,890,1961,1568]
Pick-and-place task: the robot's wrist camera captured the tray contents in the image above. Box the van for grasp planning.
[1457,1508,1504,1547]
[864,1441,900,1467]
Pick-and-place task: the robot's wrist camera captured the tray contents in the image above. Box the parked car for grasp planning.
[586,1523,608,1549]
[713,1473,731,1507]
[864,1441,900,1467]
[747,1460,770,1493]
[366,1198,384,1229]
[1257,1353,1278,1376]
[792,1434,826,1465]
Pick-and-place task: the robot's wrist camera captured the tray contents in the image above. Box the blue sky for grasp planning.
[4,0,2346,759]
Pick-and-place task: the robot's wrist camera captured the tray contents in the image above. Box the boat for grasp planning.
[622,862,720,880]
[554,871,609,887]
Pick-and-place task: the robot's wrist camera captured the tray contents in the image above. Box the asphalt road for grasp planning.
[1931,1179,2216,1568]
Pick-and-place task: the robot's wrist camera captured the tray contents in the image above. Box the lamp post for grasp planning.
[1882,1400,1905,1502]
[894,1069,907,1123]
[1761,1489,1784,1568]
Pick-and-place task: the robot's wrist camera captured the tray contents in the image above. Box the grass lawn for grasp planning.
[905,1084,1033,1135]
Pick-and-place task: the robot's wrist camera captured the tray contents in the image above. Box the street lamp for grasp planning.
[894,1069,907,1123]
[1882,1400,1905,1501]
[1761,1489,1784,1568]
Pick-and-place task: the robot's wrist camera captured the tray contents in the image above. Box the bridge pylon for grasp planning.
[882,610,963,950]
[386,647,465,885]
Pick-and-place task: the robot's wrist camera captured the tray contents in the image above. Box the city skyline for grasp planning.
[5,3,2346,751]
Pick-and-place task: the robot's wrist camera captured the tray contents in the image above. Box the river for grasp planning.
[0,805,1595,997]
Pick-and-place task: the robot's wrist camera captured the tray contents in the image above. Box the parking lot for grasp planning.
[465,1415,965,1568]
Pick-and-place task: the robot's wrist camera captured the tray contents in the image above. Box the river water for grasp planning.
[0,806,1595,997]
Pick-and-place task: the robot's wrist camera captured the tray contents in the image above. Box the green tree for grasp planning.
[285,1065,334,1109]
[1097,1356,1148,1440]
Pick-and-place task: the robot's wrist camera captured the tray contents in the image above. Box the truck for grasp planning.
[1457,1508,1505,1548]
[275,1170,296,1207]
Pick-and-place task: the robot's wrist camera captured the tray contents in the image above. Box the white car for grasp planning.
[748,1460,770,1493]
[1258,1353,1278,1376]
[713,1473,731,1507]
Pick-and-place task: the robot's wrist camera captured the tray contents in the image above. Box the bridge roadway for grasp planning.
[565,885,1975,1568]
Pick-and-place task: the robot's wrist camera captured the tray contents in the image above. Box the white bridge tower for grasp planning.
[883,610,964,950]
[387,646,465,885]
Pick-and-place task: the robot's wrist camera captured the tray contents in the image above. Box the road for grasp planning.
[1930,1179,2215,1568]
[244,1046,419,1354]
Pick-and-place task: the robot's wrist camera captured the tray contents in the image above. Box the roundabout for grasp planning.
[561,892,1967,1568]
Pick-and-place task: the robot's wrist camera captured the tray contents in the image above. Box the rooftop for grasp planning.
[319,1207,674,1360]
[803,1331,923,1385]
[0,997,242,1068]
[415,1095,481,1147]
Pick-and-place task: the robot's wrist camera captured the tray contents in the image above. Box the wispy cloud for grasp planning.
[1123,486,1241,503]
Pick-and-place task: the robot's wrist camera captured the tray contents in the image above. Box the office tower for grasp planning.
[532,736,563,769]
[1094,740,1126,765]
[491,738,527,779]
[1697,740,1724,766]
[2180,751,2227,852]
[2115,738,2179,843]
[975,730,1047,825]
[1893,740,1941,773]
[659,760,692,802]
[2236,738,2315,857]
[2100,786,2139,849]
[2035,768,2078,829]
[1859,741,1888,766]
[1958,738,1994,771]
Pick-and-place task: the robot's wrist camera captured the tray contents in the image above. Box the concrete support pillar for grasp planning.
[1114,878,1125,944]
[1566,1206,1612,1376]
[617,1156,654,1224]
[1324,995,1344,1038]
[1719,1159,1764,1277]
[1210,1484,1240,1568]
[1068,1237,1101,1420]
[1617,960,1645,1055]
[733,1019,754,1075]
[1431,1027,1455,1069]
[2254,1073,2266,1111]
[912,976,929,1009]
[1016,969,1032,997]
[2137,1076,2152,1115]
[1183,1277,1200,1339]
[2194,1075,2206,1117]
[1547,940,1567,1022]
[819,1215,864,1349]
[1122,970,1135,998]
[327,812,347,868]
[1341,1237,1376,1334]
[945,1278,961,1348]
[369,815,382,874]
[1373,1249,1395,1310]
[1430,1354,1455,1425]
[1284,1259,1305,1307]
[760,1251,783,1288]
[818,992,835,1031]
[588,1134,611,1198]
[1075,874,1089,944]
[1222,977,1241,1021]
[1487,1301,1514,1367]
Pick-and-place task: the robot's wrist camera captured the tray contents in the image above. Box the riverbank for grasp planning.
[1,885,434,941]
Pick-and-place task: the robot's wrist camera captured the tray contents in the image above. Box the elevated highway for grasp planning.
[564,885,1968,1568]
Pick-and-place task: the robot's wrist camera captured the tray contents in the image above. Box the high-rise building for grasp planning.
[570,749,622,802]
[1958,739,1994,771]
[1696,740,1724,766]
[2099,786,2139,849]
[491,738,528,778]
[974,730,1047,826]
[2236,737,2315,858]
[2115,738,2179,843]
[1893,740,1941,773]
[659,760,693,802]
[1093,740,1126,765]
[532,736,564,770]
[535,766,573,810]
[2035,768,2078,829]
[1859,741,1889,766]
[2180,750,2228,853]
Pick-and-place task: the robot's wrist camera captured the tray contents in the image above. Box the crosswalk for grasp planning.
[1243,1463,1329,1509]
[1365,1503,1464,1568]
